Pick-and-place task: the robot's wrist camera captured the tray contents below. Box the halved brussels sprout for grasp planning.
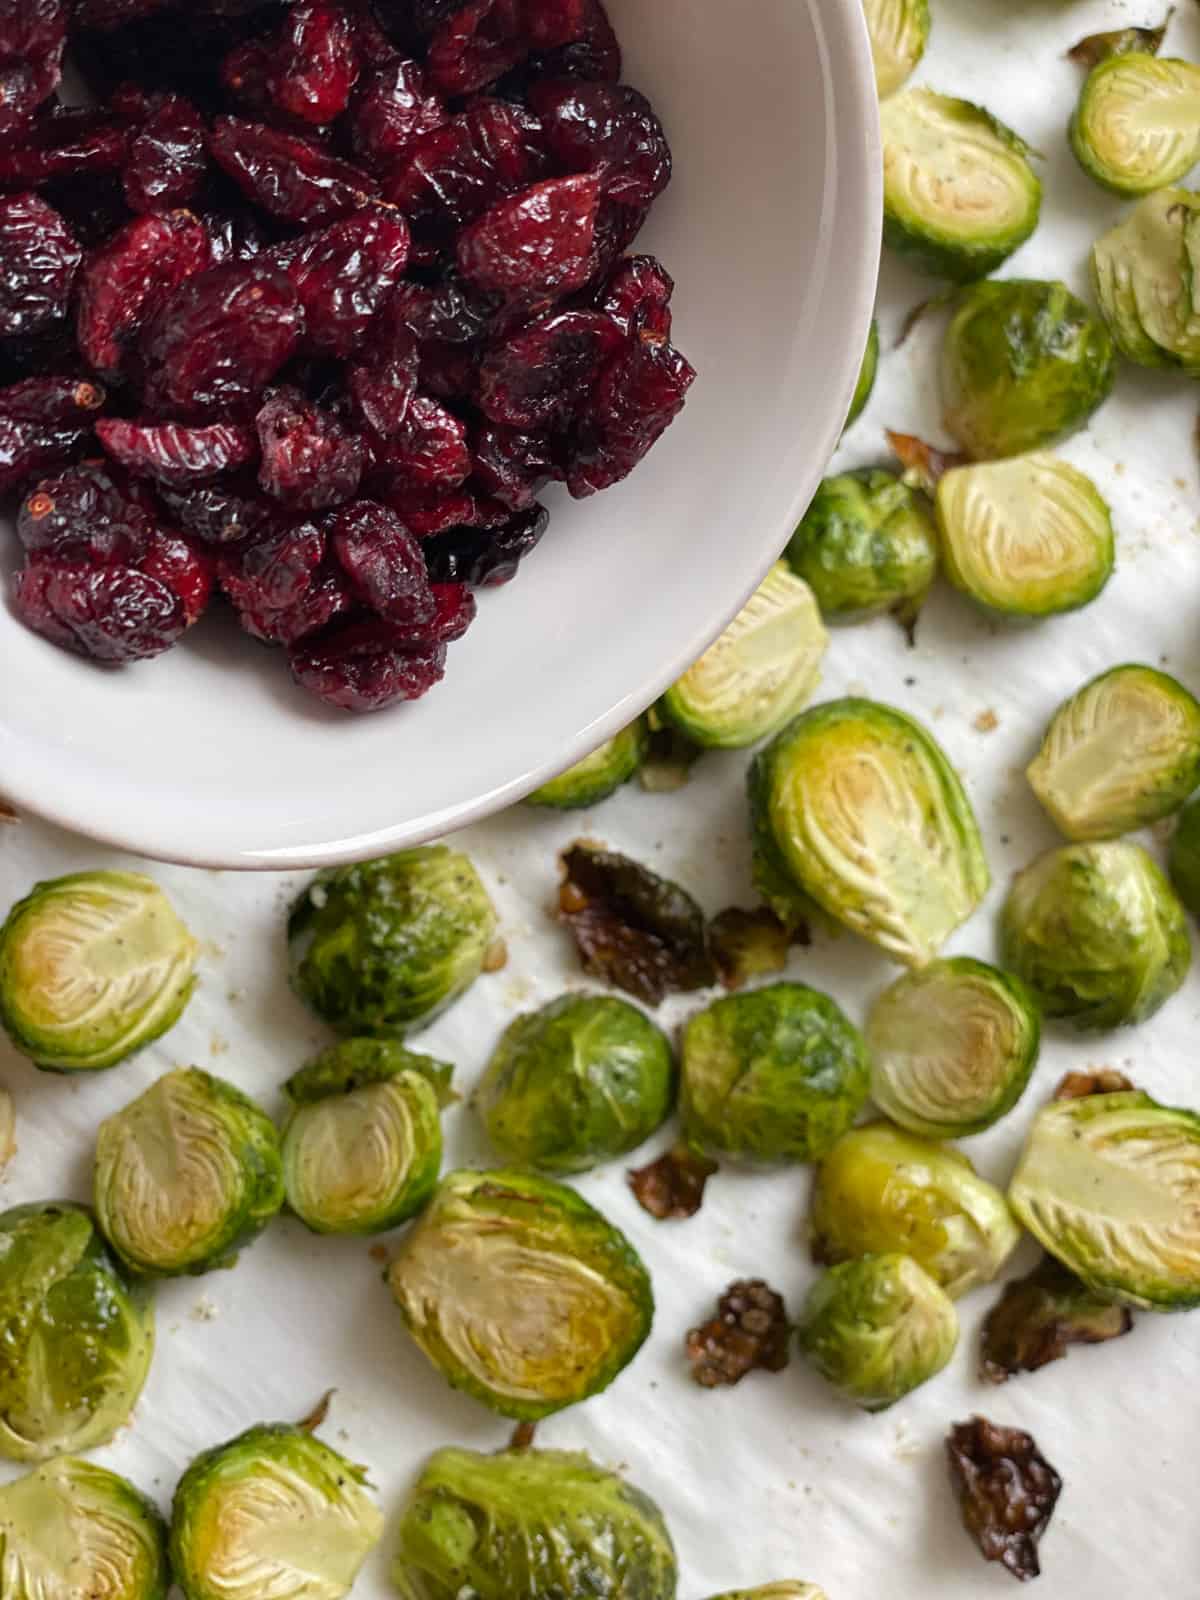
[282,1041,448,1235]
[478,993,675,1175]
[1090,189,1200,369]
[863,0,928,97]
[785,470,939,623]
[1027,664,1200,840]
[748,698,989,965]
[941,280,1116,458]
[1071,54,1200,196]
[1168,796,1200,916]
[170,1423,383,1600]
[1001,841,1190,1029]
[704,1587,827,1600]
[386,1168,653,1420]
[526,720,647,809]
[810,1123,1021,1297]
[867,958,1040,1138]
[95,1067,285,1276]
[289,845,497,1038]
[797,1253,959,1410]
[0,1201,154,1461]
[0,870,196,1072]
[845,318,879,428]
[935,453,1115,618]
[882,90,1041,282]
[680,982,870,1164]
[0,1456,169,1600]
[1009,1090,1200,1309]
[659,564,828,749]
[392,1446,678,1600]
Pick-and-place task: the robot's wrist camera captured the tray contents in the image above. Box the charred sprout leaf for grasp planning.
[1068,11,1174,68]
[0,797,17,823]
[863,0,929,97]
[981,1256,1133,1383]
[845,318,879,428]
[886,430,969,495]
[295,1390,335,1434]
[526,721,648,810]
[628,1143,719,1220]
[557,843,715,1005]
[639,714,705,793]
[1071,53,1200,196]
[1169,794,1200,916]
[685,1279,790,1388]
[1054,1068,1136,1100]
[785,469,939,622]
[946,1416,1062,1583]
[1091,189,1200,370]
[707,907,802,990]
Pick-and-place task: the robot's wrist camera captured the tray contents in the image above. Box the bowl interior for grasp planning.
[0,0,881,868]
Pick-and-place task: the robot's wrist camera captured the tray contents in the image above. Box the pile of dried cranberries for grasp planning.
[0,0,694,711]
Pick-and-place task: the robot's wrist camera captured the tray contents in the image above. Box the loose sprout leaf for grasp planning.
[1053,1068,1136,1100]
[946,1416,1062,1582]
[1069,11,1174,67]
[1091,189,1200,370]
[296,1389,335,1433]
[685,1279,790,1387]
[1071,54,1200,197]
[707,907,803,990]
[862,0,929,97]
[981,1255,1133,1383]
[628,1143,719,1220]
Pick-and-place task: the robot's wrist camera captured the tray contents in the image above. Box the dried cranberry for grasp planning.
[198,197,272,264]
[349,57,445,172]
[0,193,82,340]
[137,529,216,624]
[0,59,61,142]
[0,375,105,424]
[77,209,211,380]
[289,615,447,711]
[219,39,275,118]
[0,417,86,493]
[528,81,671,207]
[255,387,365,510]
[329,498,434,623]
[157,474,274,543]
[566,336,695,497]
[389,275,499,346]
[267,210,410,358]
[17,463,152,562]
[522,0,586,48]
[122,95,208,212]
[597,252,673,339]
[457,172,599,295]
[266,1,360,126]
[427,580,474,640]
[0,0,67,61]
[344,0,400,65]
[374,392,469,488]
[584,194,648,283]
[422,499,547,586]
[14,561,185,661]
[471,420,552,509]
[217,518,327,640]
[382,99,546,231]
[209,116,378,223]
[95,417,258,486]
[0,111,127,187]
[523,0,619,82]
[426,0,525,97]
[370,481,483,534]
[73,0,178,27]
[347,325,417,438]
[478,308,622,428]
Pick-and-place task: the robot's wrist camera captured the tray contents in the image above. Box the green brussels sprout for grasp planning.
[282,1040,449,1235]
[0,870,196,1073]
[95,1067,285,1276]
[863,0,928,97]
[170,1423,383,1600]
[1027,664,1200,841]
[882,90,1041,282]
[0,1200,154,1462]
[1001,841,1190,1029]
[1168,796,1200,916]
[749,698,989,965]
[845,318,879,428]
[810,1123,1021,1298]
[1009,1090,1200,1309]
[1090,189,1200,370]
[478,994,675,1175]
[867,958,1040,1139]
[526,720,648,809]
[289,845,497,1037]
[704,1588,828,1600]
[386,1168,653,1420]
[680,982,870,1164]
[1071,54,1200,196]
[659,564,828,749]
[0,1456,169,1600]
[392,1445,678,1600]
[784,470,939,623]
[935,453,1115,618]
[797,1253,959,1410]
[941,280,1116,458]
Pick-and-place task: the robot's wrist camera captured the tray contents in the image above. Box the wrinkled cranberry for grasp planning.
[198,197,272,264]
[529,80,671,207]
[137,529,216,625]
[0,0,66,137]
[329,498,434,623]
[511,0,619,84]
[73,0,178,27]
[349,56,444,171]
[390,275,500,346]
[370,481,486,534]
[478,308,622,428]
[219,39,275,118]
[15,561,185,661]
[584,194,648,283]
[210,117,379,223]
[422,499,548,586]
[77,209,211,380]
[426,0,525,96]
[457,172,599,295]
[17,462,151,562]
[255,386,365,510]
[96,417,258,486]
[217,517,327,640]
[0,375,105,424]
[0,193,82,340]
[374,392,470,488]
[289,615,447,711]
[383,99,547,232]
[0,110,127,186]
[0,417,87,493]
[347,325,418,438]
[597,252,673,339]
[523,0,586,49]
[266,1,360,125]
[472,420,553,509]
[157,474,275,543]
[344,0,399,64]
[427,580,475,640]
[122,95,208,212]
[267,210,410,358]
[566,336,694,497]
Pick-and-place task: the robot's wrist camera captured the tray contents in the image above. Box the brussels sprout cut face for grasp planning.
[862,0,928,97]
[845,319,879,429]
[393,1446,678,1600]
[1091,189,1200,370]
[798,1254,958,1410]
[170,1423,383,1600]
[882,90,1041,282]
[1169,797,1200,917]
[705,1587,828,1600]
[478,994,676,1175]
[810,1124,1020,1298]
[0,1202,154,1462]
[867,958,1040,1138]
[660,564,828,749]
[386,1169,653,1420]
[95,1067,284,1276]
[941,279,1115,458]
[526,721,647,810]
[1001,841,1190,1029]
[680,982,870,1164]
[1072,55,1200,196]
[1009,1092,1200,1309]
[936,454,1114,618]
[749,698,989,965]
[0,870,196,1072]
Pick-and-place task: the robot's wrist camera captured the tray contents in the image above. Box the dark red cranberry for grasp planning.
[329,497,434,623]
[157,474,275,543]
[0,375,105,425]
[528,80,671,207]
[456,172,599,295]
[266,210,410,358]
[584,195,649,283]
[426,0,525,97]
[369,481,482,534]
[374,393,470,488]
[14,561,186,661]
[421,499,548,586]
[0,417,88,493]
[382,99,547,231]
[566,336,695,497]
[427,580,475,641]
[596,251,673,339]
[216,517,328,641]
[255,387,365,510]
[209,117,379,224]
[122,95,208,212]
[289,615,447,711]
[0,0,67,62]
[137,529,216,624]
[0,110,128,187]
[77,209,211,380]
[477,308,623,428]
[346,325,418,438]
[349,57,445,171]
[266,1,360,126]
[524,0,619,82]
[17,463,153,563]
[472,420,553,510]
[95,417,258,486]
[0,193,82,340]
[389,275,500,346]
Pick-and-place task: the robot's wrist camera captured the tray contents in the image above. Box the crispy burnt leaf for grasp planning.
[686,1278,790,1387]
[1053,1069,1136,1101]
[1068,10,1173,67]
[981,1256,1133,1383]
[887,429,969,494]
[947,1416,1062,1582]
[628,1142,718,1219]
[707,906,808,990]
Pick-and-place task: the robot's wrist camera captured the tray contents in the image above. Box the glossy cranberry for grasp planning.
[349,57,444,171]
[289,615,447,711]
[0,194,82,340]
[375,393,470,488]
[0,375,105,424]
[426,0,525,97]
[77,209,211,380]
[217,518,327,640]
[0,417,87,492]
[96,417,258,486]
[528,80,671,207]
[389,276,499,346]
[267,1,360,126]
[267,210,410,358]
[478,308,622,428]
[157,474,275,543]
[0,110,127,186]
[346,326,418,438]
[472,420,553,509]
[457,172,599,295]
[566,335,695,497]
[422,499,548,585]
[329,497,434,623]
[17,463,152,562]
[255,387,365,509]
[122,95,208,211]
[370,481,482,534]
[427,580,475,640]
[137,529,216,624]
[210,117,379,223]
[596,251,673,338]
[382,99,547,231]
[0,0,66,137]
[15,560,186,661]
[525,0,619,81]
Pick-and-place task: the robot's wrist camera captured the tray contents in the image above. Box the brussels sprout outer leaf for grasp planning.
[1169,795,1200,917]
[285,1038,456,1107]
[1090,189,1200,370]
[863,0,929,97]
[981,1254,1133,1382]
[844,318,879,427]
[1071,55,1200,197]
[946,1417,1061,1582]
[526,721,648,810]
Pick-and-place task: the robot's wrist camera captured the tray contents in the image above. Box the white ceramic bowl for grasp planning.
[1,0,880,869]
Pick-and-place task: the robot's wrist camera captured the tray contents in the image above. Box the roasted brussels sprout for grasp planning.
[0,1456,169,1600]
[863,0,928,97]
[882,90,1041,281]
[935,453,1115,618]
[1027,664,1200,840]
[784,470,938,623]
[941,280,1115,458]
[1072,54,1200,196]
[749,698,989,964]
[1091,189,1200,370]
[1009,1090,1200,1309]
[845,318,879,427]
[1168,795,1200,917]
[659,564,828,749]
[1001,841,1190,1029]
[867,958,1040,1138]
[680,982,870,1164]
[0,870,196,1072]
[0,1201,154,1461]
[704,1587,827,1600]
[478,994,675,1175]
[797,1253,958,1410]
[282,1041,448,1235]
[95,1067,285,1276]
[810,1123,1021,1297]
[289,845,497,1037]
[170,1423,383,1600]
[526,721,647,809]
[386,1168,653,1419]
[392,1446,678,1600]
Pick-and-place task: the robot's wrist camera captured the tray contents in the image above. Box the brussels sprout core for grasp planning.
[526,721,647,809]
[785,470,939,623]
[863,0,928,97]
[1072,54,1200,196]
[1091,189,1200,370]
[845,319,879,428]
